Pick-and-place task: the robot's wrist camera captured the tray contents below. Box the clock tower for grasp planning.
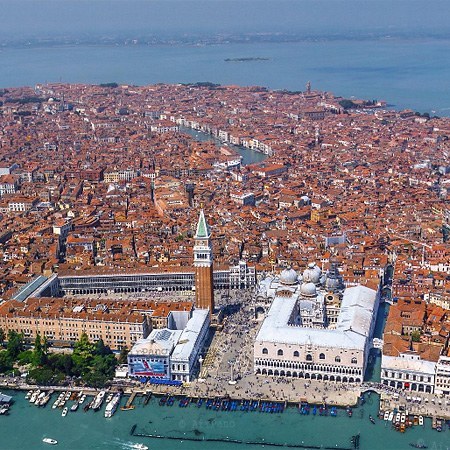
[193,210,214,314]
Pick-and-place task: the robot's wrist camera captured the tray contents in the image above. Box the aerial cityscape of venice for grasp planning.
[1,1,450,449]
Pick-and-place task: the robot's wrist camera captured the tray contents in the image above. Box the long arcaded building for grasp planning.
[57,260,255,295]
[253,263,380,383]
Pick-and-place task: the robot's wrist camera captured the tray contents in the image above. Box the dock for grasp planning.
[121,391,137,410]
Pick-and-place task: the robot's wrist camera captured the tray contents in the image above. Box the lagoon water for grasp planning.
[1,0,450,115]
[2,390,449,450]
[2,38,450,116]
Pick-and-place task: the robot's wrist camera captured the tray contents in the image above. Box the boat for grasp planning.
[143,392,152,406]
[347,406,353,418]
[131,444,148,450]
[42,438,58,445]
[78,394,86,405]
[409,443,428,449]
[30,390,41,403]
[121,405,135,411]
[25,390,33,400]
[419,415,424,426]
[350,434,360,449]
[39,392,52,407]
[388,411,394,422]
[369,415,376,424]
[105,392,122,418]
[91,390,106,411]
[61,407,68,417]
[106,393,114,404]
[35,391,46,405]
[70,403,79,412]
[383,411,389,421]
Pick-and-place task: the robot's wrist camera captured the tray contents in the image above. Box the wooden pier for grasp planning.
[121,391,137,410]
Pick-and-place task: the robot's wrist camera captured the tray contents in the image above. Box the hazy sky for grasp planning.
[1,0,450,39]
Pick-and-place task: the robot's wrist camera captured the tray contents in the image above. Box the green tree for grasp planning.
[6,330,24,359]
[118,346,129,365]
[48,353,73,376]
[0,350,13,373]
[17,350,34,365]
[72,332,96,376]
[95,339,112,357]
[27,367,55,385]
[0,328,5,347]
[32,333,47,366]
[82,354,117,387]
[74,332,96,358]
[339,99,357,110]
[411,330,421,342]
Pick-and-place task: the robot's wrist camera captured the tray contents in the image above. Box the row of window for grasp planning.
[262,348,357,364]
[382,371,432,383]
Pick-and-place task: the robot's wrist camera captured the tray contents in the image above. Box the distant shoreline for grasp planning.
[224,57,270,62]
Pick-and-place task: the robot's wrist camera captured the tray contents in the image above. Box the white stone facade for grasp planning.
[435,356,450,396]
[253,264,379,383]
[381,353,435,394]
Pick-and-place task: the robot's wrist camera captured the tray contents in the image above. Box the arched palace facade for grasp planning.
[253,263,379,383]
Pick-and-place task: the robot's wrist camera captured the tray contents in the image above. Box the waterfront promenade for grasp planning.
[3,373,449,421]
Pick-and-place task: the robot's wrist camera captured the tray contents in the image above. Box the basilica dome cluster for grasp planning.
[253,261,379,384]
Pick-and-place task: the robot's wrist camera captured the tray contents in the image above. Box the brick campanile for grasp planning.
[193,210,214,315]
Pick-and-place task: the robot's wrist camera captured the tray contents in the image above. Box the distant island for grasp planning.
[224,57,270,62]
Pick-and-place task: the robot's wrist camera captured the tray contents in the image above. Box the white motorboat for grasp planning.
[70,402,79,412]
[388,411,394,422]
[30,389,41,403]
[131,444,148,450]
[35,391,46,405]
[104,392,122,418]
[419,415,424,426]
[52,393,64,409]
[78,394,86,404]
[383,411,389,421]
[42,438,58,445]
[61,407,68,417]
[91,390,106,411]
[25,390,33,400]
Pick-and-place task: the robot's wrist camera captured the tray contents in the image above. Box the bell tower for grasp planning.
[193,210,214,314]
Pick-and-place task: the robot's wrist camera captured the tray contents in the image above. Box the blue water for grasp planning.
[1,0,450,115]
[181,127,267,165]
[2,39,450,116]
[2,390,449,450]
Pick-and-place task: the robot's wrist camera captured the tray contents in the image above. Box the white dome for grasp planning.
[300,282,317,297]
[302,262,322,284]
[279,267,298,285]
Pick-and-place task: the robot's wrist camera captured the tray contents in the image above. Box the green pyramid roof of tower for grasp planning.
[195,210,210,238]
